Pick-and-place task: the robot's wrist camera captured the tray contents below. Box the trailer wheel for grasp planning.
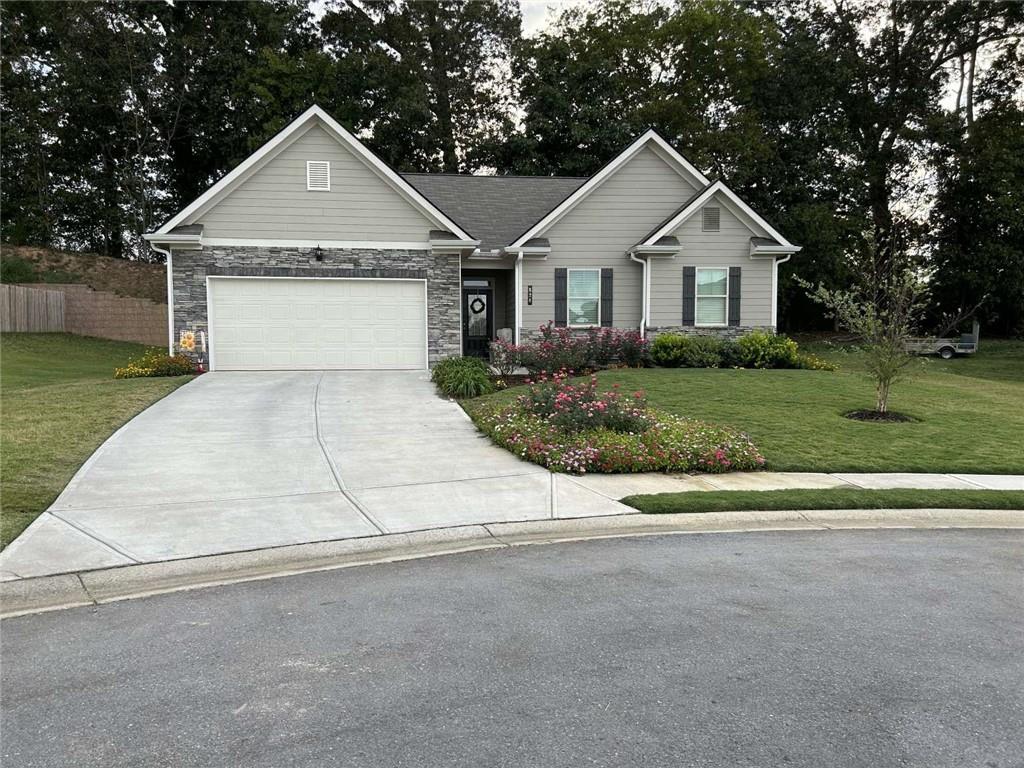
[938,346,955,360]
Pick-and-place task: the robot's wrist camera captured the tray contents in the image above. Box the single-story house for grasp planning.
[145,104,800,370]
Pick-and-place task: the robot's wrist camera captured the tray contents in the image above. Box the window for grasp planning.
[568,268,601,326]
[306,160,330,191]
[695,268,728,326]
[702,206,720,232]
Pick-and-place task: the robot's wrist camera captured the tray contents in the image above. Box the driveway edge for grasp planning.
[3,508,1021,619]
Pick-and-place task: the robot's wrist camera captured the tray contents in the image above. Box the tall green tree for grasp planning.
[321,0,521,173]
[149,0,327,209]
[1,2,164,257]
[928,65,1024,336]
[778,0,1022,300]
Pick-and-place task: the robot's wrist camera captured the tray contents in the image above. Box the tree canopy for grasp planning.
[1,0,1020,332]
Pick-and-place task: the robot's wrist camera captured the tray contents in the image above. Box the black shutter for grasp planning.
[554,268,567,327]
[728,267,741,326]
[600,268,613,327]
[682,266,696,326]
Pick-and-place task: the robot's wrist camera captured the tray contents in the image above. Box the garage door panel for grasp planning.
[210,278,427,370]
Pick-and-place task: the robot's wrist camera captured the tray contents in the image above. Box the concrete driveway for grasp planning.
[0,372,628,577]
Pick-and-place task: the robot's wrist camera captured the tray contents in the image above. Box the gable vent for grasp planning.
[306,160,330,191]
[702,206,720,232]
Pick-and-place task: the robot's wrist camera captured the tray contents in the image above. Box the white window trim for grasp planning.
[695,267,729,328]
[306,160,331,191]
[567,267,602,328]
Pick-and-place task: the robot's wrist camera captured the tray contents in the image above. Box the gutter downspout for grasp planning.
[149,242,174,354]
[772,253,793,330]
[629,251,649,337]
[514,252,523,346]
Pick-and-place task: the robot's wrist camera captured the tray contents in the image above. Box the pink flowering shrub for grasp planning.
[508,323,651,375]
[470,374,765,475]
[520,372,650,434]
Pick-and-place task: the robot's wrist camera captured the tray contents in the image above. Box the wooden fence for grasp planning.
[0,284,66,332]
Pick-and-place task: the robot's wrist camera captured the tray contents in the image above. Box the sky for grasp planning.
[519,0,592,37]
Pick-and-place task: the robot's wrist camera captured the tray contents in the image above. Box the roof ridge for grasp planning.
[400,172,589,180]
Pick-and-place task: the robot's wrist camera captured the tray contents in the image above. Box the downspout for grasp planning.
[149,242,174,354]
[772,253,792,330]
[629,251,648,337]
[514,252,523,346]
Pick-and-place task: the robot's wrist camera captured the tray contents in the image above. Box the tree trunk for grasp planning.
[876,378,890,414]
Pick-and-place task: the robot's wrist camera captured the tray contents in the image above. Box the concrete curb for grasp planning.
[2,509,1021,619]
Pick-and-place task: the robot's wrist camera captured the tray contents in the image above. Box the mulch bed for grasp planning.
[844,409,914,423]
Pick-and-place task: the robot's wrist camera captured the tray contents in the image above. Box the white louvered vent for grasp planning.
[306,160,330,191]
[702,206,720,232]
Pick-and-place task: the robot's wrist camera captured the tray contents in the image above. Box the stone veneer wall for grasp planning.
[172,246,461,364]
[646,325,774,340]
[516,324,775,343]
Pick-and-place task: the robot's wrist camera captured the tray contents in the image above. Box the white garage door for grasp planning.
[208,278,427,370]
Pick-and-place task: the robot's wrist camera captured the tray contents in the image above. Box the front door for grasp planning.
[462,287,493,357]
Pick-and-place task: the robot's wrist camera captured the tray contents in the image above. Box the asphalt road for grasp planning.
[2,529,1022,768]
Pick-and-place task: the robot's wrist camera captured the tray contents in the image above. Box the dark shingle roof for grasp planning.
[169,224,203,235]
[402,174,586,252]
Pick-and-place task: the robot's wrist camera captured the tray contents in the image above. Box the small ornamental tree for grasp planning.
[799,269,921,415]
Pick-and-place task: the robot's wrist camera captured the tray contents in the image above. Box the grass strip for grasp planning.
[622,488,1024,514]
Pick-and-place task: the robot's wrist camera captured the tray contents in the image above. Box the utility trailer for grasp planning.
[905,320,980,359]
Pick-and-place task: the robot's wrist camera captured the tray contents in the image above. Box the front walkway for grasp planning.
[1,370,1022,583]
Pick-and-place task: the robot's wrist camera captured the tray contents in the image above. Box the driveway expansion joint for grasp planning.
[46,511,142,563]
[312,372,387,535]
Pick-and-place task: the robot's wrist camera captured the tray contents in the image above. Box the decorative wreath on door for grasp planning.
[469,298,486,314]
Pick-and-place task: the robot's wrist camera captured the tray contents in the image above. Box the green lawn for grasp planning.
[623,488,1024,514]
[1,334,192,547]
[468,339,1024,474]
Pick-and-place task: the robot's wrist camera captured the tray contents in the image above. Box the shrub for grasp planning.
[719,340,744,368]
[615,330,649,367]
[520,324,590,374]
[586,327,617,365]
[431,356,494,398]
[489,339,520,377]
[114,349,197,379]
[651,334,723,368]
[520,372,650,434]
[736,330,800,369]
[651,334,688,367]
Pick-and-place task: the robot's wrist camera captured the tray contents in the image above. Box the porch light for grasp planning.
[314,244,324,262]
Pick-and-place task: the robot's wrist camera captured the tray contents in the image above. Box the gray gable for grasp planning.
[401,174,586,252]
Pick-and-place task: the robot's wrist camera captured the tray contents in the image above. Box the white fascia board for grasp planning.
[142,232,201,244]
[508,129,711,249]
[505,246,550,256]
[642,181,797,249]
[750,244,802,257]
[430,238,480,249]
[200,237,432,250]
[153,105,473,241]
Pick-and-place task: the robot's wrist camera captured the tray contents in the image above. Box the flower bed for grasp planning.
[469,372,765,474]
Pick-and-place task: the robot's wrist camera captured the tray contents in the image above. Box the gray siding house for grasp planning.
[146,105,800,371]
